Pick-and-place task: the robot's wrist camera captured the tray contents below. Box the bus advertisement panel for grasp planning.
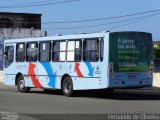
[109,32,152,72]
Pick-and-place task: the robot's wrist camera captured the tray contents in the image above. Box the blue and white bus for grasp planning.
[4,31,153,96]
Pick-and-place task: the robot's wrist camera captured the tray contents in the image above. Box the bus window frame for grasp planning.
[39,41,51,62]
[66,39,82,62]
[83,38,99,62]
[16,42,26,62]
[52,40,66,62]
[4,45,14,68]
[26,42,38,62]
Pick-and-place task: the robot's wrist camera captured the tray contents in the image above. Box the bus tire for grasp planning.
[17,75,30,93]
[62,76,74,97]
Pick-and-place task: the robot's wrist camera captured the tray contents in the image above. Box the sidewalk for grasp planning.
[0,82,16,90]
[0,82,41,91]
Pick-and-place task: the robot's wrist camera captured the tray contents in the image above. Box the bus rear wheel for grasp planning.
[62,76,74,97]
[17,75,30,93]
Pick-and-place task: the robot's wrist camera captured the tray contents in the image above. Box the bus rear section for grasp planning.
[108,32,153,88]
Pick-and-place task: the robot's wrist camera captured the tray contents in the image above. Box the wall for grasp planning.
[153,73,160,87]
[0,12,42,82]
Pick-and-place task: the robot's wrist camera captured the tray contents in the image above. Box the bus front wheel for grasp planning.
[17,75,30,93]
[62,76,74,97]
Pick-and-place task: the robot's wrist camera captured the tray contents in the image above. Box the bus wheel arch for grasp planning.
[61,74,70,89]
[16,73,30,93]
[15,72,23,86]
[61,74,74,97]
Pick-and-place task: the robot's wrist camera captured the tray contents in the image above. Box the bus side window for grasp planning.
[100,39,104,61]
[52,41,66,62]
[75,40,82,61]
[26,42,38,62]
[39,42,51,62]
[83,39,99,62]
[16,43,25,62]
[67,40,82,61]
[5,46,14,68]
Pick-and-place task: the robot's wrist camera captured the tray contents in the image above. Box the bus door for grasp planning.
[83,38,102,89]
[38,42,52,88]
[4,44,15,85]
[26,42,39,87]
[15,43,28,86]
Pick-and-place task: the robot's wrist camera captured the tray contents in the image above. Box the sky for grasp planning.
[0,0,160,40]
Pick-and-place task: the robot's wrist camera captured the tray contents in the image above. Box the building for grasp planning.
[0,12,42,70]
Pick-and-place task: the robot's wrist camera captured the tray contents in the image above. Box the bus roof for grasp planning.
[4,31,151,44]
[4,32,108,44]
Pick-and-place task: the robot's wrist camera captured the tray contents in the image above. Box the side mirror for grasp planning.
[4,51,7,57]
[4,51,8,60]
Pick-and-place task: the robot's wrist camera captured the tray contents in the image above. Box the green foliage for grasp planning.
[153,42,160,58]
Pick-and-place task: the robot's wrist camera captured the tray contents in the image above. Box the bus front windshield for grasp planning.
[109,32,152,72]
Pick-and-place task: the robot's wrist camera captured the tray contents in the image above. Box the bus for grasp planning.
[4,31,153,97]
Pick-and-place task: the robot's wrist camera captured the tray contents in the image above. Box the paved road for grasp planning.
[0,83,160,120]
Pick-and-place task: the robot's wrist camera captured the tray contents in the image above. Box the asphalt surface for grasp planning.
[0,83,160,120]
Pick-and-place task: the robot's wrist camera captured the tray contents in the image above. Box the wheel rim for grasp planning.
[19,79,25,90]
[64,80,71,94]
